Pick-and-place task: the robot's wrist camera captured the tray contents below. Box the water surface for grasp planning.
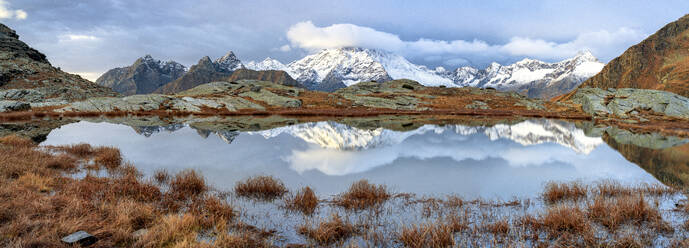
[40,118,672,199]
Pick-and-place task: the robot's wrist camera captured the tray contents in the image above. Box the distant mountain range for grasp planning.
[97,47,603,98]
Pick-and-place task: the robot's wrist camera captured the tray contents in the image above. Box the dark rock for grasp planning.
[250,85,262,92]
[61,231,97,246]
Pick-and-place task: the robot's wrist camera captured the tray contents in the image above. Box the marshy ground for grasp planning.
[2,135,689,247]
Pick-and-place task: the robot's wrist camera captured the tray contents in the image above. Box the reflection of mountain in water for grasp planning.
[251,119,604,154]
[131,124,185,137]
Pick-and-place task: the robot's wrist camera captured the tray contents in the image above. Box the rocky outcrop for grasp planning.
[96,55,186,95]
[571,87,689,119]
[564,14,689,99]
[154,56,234,94]
[0,23,117,104]
[226,69,302,88]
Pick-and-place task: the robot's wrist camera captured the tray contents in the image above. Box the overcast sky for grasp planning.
[2,0,688,81]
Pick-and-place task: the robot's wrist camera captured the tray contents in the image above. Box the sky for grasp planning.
[1,0,688,81]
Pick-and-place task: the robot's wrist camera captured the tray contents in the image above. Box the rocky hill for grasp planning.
[0,23,116,105]
[95,55,186,95]
[154,52,241,94]
[564,14,689,99]
[227,69,302,87]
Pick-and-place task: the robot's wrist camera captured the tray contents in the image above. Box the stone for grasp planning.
[0,100,30,112]
[572,87,689,119]
[250,85,262,92]
[132,228,148,238]
[61,231,97,246]
[465,100,490,110]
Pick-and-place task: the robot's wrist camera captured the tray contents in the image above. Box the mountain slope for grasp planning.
[0,23,117,102]
[95,55,186,95]
[154,52,241,94]
[564,14,689,99]
[227,69,302,87]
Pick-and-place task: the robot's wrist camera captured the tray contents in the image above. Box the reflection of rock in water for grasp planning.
[604,132,689,188]
[131,124,186,137]
[193,128,239,144]
[0,120,74,142]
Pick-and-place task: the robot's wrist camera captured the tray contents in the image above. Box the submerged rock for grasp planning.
[61,231,97,246]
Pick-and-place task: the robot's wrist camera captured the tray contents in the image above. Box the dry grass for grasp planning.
[0,136,248,247]
[398,222,455,248]
[542,181,588,203]
[588,194,671,232]
[298,213,357,246]
[169,169,207,199]
[285,186,319,215]
[334,179,391,210]
[93,146,122,169]
[234,175,288,200]
[483,219,510,236]
[153,168,170,184]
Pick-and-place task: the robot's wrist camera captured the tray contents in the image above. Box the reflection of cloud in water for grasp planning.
[284,129,624,177]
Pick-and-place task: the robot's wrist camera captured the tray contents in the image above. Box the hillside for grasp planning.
[562,14,689,99]
[227,69,302,87]
[0,23,116,103]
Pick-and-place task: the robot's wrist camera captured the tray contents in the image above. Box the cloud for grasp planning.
[0,0,26,20]
[60,34,100,42]
[286,21,647,65]
[279,44,291,52]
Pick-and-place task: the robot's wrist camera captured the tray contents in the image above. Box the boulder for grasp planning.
[465,100,490,110]
[572,87,689,119]
[61,231,97,246]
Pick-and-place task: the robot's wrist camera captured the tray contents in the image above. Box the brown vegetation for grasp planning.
[284,186,319,215]
[234,175,288,200]
[542,181,588,203]
[398,222,455,248]
[298,213,357,246]
[334,179,391,210]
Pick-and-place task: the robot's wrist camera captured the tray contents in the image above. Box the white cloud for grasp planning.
[0,0,26,20]
[279,44,291,52]
[286,21,647,64]
[60,34,100,42]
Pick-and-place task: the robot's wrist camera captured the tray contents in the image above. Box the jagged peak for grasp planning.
[572,49,598,62]
[214,51,243,70]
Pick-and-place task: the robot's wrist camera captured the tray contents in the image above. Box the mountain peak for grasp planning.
[214,51,243,71]
[572,50,598,62]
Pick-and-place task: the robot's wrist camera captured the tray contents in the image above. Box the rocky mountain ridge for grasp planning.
[564,14,689,99]
[95,55,186,95]
[0,23,117,108]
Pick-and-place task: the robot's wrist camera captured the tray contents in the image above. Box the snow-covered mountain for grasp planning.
[443,51,604,98]
[245,57,288,71]
[214,51,244,71]
[285,48,393,91]
[246,48,603,96]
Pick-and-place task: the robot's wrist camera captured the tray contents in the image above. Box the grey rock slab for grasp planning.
[61,231,97,246]
[0,100,30,112]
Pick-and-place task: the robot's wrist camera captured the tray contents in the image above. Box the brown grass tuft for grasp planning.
[93,146,122,169]
[398,222,455,248]
[483,219,510,236]
[63,143,93,157]
[588,194,670,232]
[334,179,390,210]
[298,213,357,246]
[169,170,207,199]
[234,176,288,200]
[153,169,170,184]
[285,186,319,215]
[542,181,588,204]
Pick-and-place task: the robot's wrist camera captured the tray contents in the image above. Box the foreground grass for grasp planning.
[2,135,689,247]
